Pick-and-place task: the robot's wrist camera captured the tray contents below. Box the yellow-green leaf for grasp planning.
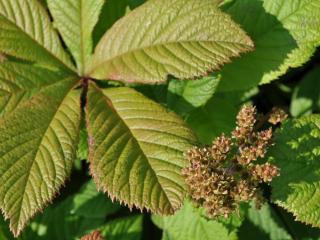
[0,0,74,70]
[48,0,105,74]
[0,77,81,236]
[89,0,253,83]
[86,84,196,214]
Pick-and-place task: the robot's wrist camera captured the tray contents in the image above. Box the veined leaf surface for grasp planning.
[0,77,81,236]
[0,0,73,70]
[270,115,320,227]
[86,84,196,214]
[90,0,254,83]
[48,0,105,74]
[0,62,70,116]
[219,0,320,91]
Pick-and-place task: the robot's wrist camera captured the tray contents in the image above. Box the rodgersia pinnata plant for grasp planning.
[0,0,319,239]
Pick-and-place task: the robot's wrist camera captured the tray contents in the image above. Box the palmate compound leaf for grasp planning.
[86,83,197,214]
[0,0,74,70]
[89,0,254,83]
[0,62,70,117]
[219,0,320,91]
[47,0,105,75]
[270,115,320,227]
[0,77,81,236]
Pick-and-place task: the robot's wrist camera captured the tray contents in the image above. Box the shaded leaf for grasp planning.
[270,115,320,227]
[90,0,253,83]
[20,181,120,240]
[238,203,291,240]
[100,215,142,240]
[187,89,257,143]
[0,62,70,116]
[0,78,81,236]
[0,0,73,70]
[290,67,320,117]
[152,200,237,240]
[219,0,320,91]
[92,0,145,47]
[71,181,121,219]
[86,84,196,214]
[48,0,105,74]
[167,75,221,115]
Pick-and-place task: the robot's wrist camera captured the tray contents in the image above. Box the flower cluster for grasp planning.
[81,231,104,240]
[182,105,283,218]
[268,107,288,125]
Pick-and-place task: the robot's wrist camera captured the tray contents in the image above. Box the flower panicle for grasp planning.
[183,104,282,218]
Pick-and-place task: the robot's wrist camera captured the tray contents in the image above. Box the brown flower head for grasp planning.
[183,105,281,218]
[268,107,288,125]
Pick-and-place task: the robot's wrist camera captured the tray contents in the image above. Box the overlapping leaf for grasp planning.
[0,62,70,116]
[0,77,81,236]
[86,84,196,214]
[152,200,238,240]
[99,216,142,240]
[238,203,320,240]
[92,0,146,47]
[21,181,120,240]
[219,0,320,91]
[270,115,320,227]
[290,67,320,117]
[48,0,105,74]
[167,75,220,115]
[89,0,254,83]
[0,0,73,70]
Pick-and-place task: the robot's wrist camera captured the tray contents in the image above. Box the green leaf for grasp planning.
[167,75,221,115]
[0,77,81,236]
[71,181,120,219]
[187,89,257,143]
[21,181,120,240]
[239,203,320,240]
[89,0,254,83]
[270,115,320,227]
[0,0,74,70]
[152,200,237,240]
[86,84,196,214]
[92,0,146,48]
[100,215,142,240]
[48,0,105,74]
[238,203,291,240]
[290,67,320,117]
[0,62,70,116]
[219,0,320,91]
[0,216,13,240]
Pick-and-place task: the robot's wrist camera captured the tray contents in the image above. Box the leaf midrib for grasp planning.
[13,77,78,231]
[90,39,253,75]
[93,86,177,212]
[0,13,75,73]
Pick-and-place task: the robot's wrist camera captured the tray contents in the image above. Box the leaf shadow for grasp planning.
[270,119,320,203]
[219,0,298,91]
[92,0,145,48]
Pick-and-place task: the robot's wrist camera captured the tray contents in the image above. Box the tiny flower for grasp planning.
[268,107,288,125]
[249,163,280,182]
